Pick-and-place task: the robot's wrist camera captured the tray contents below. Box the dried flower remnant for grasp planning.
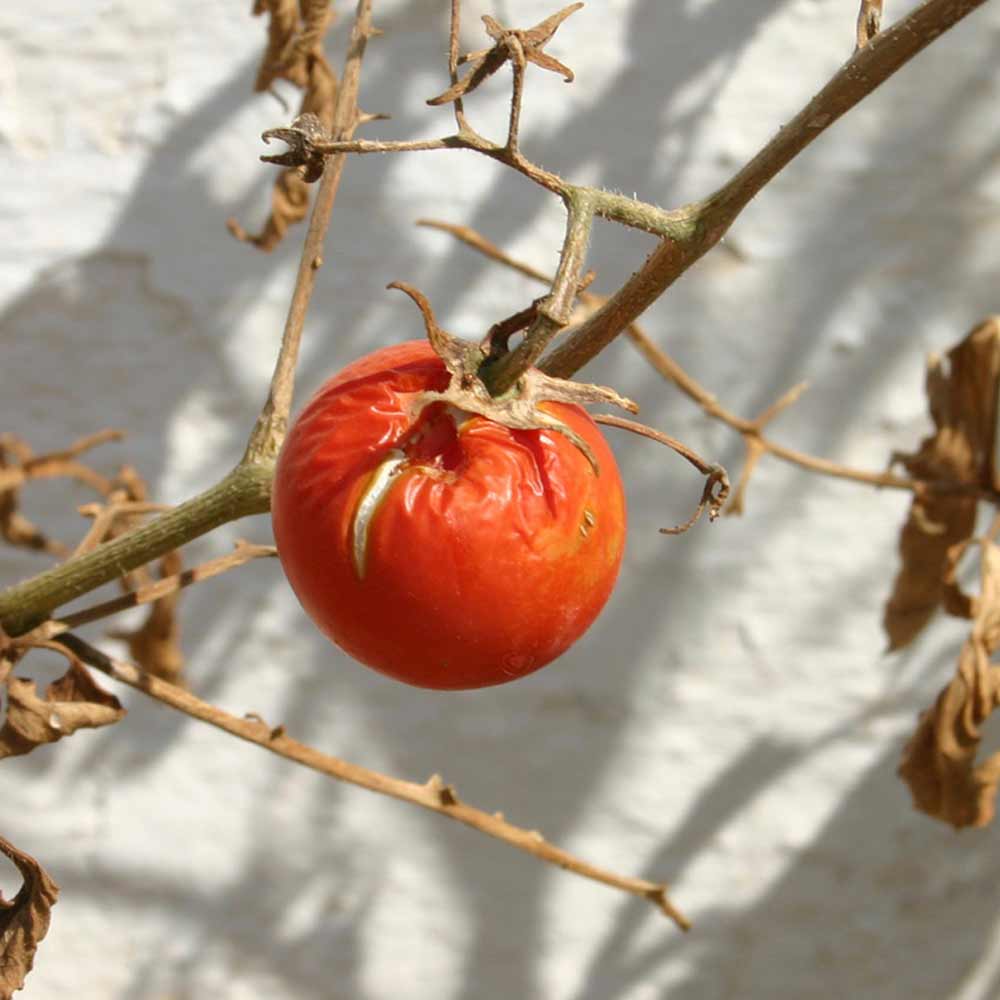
[899,538,1000,828]
[427,4,583,106]
[883,319,1000,650]
[0,835,59,1000]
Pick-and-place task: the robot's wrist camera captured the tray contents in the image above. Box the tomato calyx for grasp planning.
[388,281,638,474]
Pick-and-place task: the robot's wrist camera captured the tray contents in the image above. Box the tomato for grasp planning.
[271,340,625,689]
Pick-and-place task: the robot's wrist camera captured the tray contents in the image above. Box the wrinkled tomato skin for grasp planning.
[271,340,625,690]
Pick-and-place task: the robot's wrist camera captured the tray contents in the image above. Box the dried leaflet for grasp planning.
[883,319,1000,650]
[0,650,125,759]
[229,0,338,251]
[899,538,1000,828]
[0,835,58,1000]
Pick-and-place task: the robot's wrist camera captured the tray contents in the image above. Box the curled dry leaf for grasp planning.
[0,834,59,1000]
[0,651,125,759]
[230,0,338,251]
[883,319,1000,650]
[899,538,1000,828]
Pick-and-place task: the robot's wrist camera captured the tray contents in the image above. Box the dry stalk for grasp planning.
[420,220,1000,514]
[58,633,690,931]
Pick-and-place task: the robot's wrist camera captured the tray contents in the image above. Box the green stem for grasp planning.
[481,188,596,395]
[0,463,273,637]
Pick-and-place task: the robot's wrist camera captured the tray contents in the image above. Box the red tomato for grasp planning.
[271,340,625,689]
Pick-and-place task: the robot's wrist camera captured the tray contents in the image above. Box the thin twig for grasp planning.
[425,218,998,508]
[541,0,992,378]
[448,0,469,131]
[58,632,690,931]
[0,1,378,637]
[243,0,378,466]
[0,429,123,493]
[857,0,885,49]
[46,542,277,634]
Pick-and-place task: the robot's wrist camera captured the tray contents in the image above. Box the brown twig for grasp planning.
[244,0,378,466]
[423,218,996,511]
[73,501,172,558]
[541,0,992,379]
[0,2,379,638]
[857,0,885,49]
[46,542,277,634]
[57,632,690,931]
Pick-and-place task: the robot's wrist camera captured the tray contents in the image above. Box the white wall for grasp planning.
[3,1,1000,997]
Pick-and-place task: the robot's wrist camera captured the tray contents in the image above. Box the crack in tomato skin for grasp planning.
[272,340,626,689]
[350,450,408,580]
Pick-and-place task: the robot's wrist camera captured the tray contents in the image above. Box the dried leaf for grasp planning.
[884,319,1000,650]
[233,0,338,251]
[0,835,58,999]
[899,538,1000,828]
[0,656,125,759]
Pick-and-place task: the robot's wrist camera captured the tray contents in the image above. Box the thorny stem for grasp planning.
[58,633,690,931]
[542,0,992,378]
[244,0,377,465]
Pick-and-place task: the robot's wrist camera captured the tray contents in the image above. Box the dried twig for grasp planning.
[57,632,689,931]
[420,218,973,513]
[857,0,885,49]
[50,541,276,633]
[541,0,991,379]
[243,0,378,466]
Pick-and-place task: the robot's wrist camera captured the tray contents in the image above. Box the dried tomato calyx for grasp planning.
[388,281,638,474]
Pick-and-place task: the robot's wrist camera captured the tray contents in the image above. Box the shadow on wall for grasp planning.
[1,0,999,998]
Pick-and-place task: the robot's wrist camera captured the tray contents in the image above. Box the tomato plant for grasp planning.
[271,339,626,689]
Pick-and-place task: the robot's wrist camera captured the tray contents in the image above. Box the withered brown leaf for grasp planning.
[883,319,1000,650]
[899,538,1000,828]
[0,655,125,759]
[232,0,338,250]
[0,834,58,1000]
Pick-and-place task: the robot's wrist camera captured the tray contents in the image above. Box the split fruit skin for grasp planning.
[271,340,626,690]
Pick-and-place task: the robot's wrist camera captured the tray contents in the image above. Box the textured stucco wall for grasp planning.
[3,1,1000,997]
